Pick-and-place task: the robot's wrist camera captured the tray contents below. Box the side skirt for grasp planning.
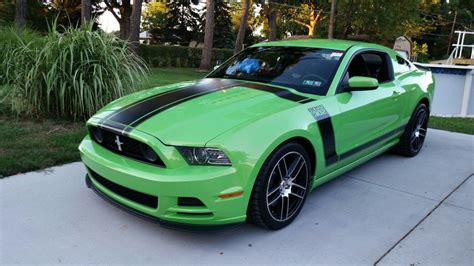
[309,138,399,191]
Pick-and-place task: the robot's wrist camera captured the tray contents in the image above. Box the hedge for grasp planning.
[139,44,234,68]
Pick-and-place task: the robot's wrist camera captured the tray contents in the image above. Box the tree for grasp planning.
[163,0,201,46]
[292,1,328,37]
[199,0,214,70]
[230,0,258,48]
[212,0,234,49]
[262,1,277,41]
[81,0,92,26]
[81,0,91,26]
[328,0,336,39]
[234,0,250,53]
[128,0,143,53]
[142,1,168,44]
[14,0,26,27]
[103,0,132,40]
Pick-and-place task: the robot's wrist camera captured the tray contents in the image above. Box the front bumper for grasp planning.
[79,136,248,227]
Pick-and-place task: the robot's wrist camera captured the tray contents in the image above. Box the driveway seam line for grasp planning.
[346,175,440,203]
[373,173,473,266]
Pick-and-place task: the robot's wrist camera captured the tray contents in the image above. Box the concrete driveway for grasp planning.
[1,129,473,265]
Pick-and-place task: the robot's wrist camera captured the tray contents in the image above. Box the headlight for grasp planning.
[176,147,232,166]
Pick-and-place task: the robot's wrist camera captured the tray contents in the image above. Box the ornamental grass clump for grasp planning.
[4,23,149,120]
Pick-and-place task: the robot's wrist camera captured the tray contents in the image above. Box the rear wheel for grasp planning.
[247,142,310,230]
[395,103,429,157]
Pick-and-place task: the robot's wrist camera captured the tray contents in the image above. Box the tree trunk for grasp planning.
[342,0,354,39]
[14,0,27,28]
[119,0,132,40]
[265,3,277,41]
[233,0,250,54]
[199,0,215,70]
[308,9,322,37]
[129,0,143,53]
[81,0,92,26]
[328,0,336,39]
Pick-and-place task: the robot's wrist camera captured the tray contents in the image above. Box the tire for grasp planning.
[247,142,311,230]
[394,103,429,157]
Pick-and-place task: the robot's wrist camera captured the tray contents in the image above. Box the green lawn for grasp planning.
[0,68,205,177]
[141,68,207,89]
[429,116,474,135]
[0,68,472,177]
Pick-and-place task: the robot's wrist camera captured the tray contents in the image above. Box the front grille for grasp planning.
[89,126,165,167]
[88,168,158,209]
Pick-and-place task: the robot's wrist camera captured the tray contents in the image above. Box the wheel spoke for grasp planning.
[276,163,284,181]
[291,182,306,191]
[282,157,288,176]
[280,197,285,219]
[268,194,282,206]
[418,111,426,126]
[289,157,305,181]
[267,186,280,198]
[290,192,304,199]
[285,196,290,219]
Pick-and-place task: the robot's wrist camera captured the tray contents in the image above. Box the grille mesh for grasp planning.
[89,126,165,167]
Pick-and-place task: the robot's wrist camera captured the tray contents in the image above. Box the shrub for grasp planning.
[0,27,42,85]
[139,44,234,68]
[3,24,148,120]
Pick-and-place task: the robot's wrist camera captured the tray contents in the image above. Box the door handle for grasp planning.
[392,91,401,96]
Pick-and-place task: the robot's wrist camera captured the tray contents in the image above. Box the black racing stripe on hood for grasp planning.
[130,82,316,127]
[98,79,315,134]
[99,79,242,132]
[241,83,315,103]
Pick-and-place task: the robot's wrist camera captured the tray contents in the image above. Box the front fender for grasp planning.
[206,106,324,210]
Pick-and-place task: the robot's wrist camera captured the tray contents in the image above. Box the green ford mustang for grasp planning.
[79,39,435,230]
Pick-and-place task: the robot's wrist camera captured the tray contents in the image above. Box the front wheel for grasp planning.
[247,142,311,230]
[395,103,429,157]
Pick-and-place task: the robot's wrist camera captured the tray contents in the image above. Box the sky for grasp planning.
[98,10,120,33]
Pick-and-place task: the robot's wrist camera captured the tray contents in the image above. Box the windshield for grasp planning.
[208,46,344,96]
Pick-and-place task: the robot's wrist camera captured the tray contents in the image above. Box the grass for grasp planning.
[0,68,205,177]
[429,116,474,135]
[0,68,472,177]
[141,68,207,89]
[0,116,86,177]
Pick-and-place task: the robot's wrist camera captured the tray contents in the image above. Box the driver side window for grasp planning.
[343,52,392,85]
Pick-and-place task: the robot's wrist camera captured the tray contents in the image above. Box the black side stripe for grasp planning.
[338,125,406,161]
[316,116,338,166]
[309,105,406,166]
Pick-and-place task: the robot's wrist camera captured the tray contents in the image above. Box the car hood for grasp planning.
[91,78,316,145]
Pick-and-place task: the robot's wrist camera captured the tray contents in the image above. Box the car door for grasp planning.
[332,50,405,165]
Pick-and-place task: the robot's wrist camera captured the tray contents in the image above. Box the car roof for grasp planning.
[251,39,389,52]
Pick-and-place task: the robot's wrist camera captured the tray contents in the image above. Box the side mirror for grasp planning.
[213,65,220,70]
[347,76,379,91]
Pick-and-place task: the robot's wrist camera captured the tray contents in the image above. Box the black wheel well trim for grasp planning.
[418,97,430,111]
